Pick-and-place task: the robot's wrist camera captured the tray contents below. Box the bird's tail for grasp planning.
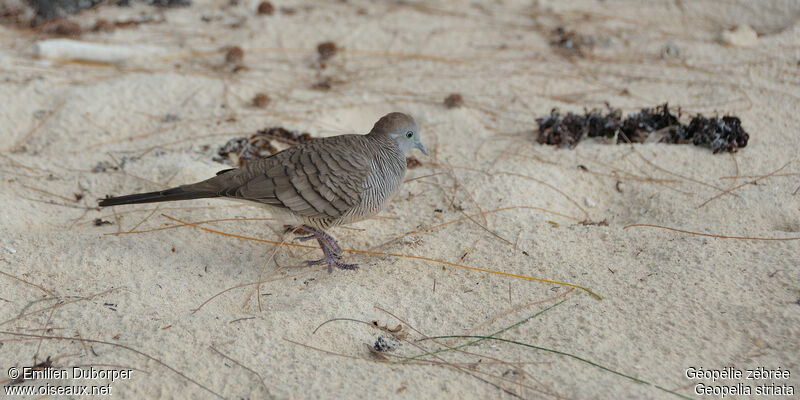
[99,185,219,207]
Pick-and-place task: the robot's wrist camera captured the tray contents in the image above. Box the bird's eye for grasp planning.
[405,131,414,138]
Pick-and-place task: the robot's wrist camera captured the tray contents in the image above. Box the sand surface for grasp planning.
[1,0,799,398]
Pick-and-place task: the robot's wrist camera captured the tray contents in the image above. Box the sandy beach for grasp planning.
[1,0,799,398]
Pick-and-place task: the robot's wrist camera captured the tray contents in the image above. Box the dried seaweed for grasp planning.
[536,104,748,153]
[213,127,314,166]
[17,0,188,26]
[664,115,749,153]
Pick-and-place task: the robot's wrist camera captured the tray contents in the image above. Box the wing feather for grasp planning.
[212,136,370,220]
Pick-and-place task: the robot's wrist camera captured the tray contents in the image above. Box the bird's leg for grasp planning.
[304,244,358,272]
[295,225,357,272]
[295,225,342,257]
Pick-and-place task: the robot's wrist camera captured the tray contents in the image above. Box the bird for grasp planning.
[99,112,428,272]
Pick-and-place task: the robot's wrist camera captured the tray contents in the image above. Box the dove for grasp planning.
[99,112,428,271]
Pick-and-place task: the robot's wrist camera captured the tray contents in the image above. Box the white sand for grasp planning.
[1,0,798,398]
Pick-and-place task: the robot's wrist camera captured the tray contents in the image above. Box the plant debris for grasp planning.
[93,218,112,226]
[11,0,188,26]
[666,114,749,153]
[41,19,82,37]
[120,0,191,7]
[549,26,594,57]
[406,157,422,169]
[372,336,398,352]
[224,46,244,64]
[311,77,333,91]
[214,127,314,166]
[251,93,270,108]
[371,320,403,333]
[27,0,104,25]
[161,114,179,123]
[444,93,464,109]
[536,104,749,153]
[317,41,337,61]
[579,219,608,226]
[11,356,53,384]
[257,1,274,15]
[91,161,118,173]
[91,15,162,32]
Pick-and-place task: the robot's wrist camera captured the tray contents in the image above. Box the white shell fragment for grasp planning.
[33,39,165,65]
[720,25,758,47]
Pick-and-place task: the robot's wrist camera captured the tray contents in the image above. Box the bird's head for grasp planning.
[370,112,428,156]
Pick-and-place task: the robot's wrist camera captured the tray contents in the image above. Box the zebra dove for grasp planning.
[99,112,428,271]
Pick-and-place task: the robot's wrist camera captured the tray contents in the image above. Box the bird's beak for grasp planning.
[416,141,429,155]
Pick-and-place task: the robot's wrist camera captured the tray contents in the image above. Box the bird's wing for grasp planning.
[216,138,369,219]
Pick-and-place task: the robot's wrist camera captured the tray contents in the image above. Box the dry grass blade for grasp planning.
[422,334,692,400]
[8,101,66,151]
[312,318,372,334]
[0,287,120,328]
[632,150,730,194]
[401,300,568,363]
[406,206,581,237]
[698,160,793,208]
[107,217,274,235]
[0,269,57,297]
[253,228,298,312]
[17,183,77,203]
[624,224,800,241]
[372,305,562,398]
[209,346,269,394]
[466,288,575,336]
[496,171,589,218]
[192,267,323,313]
[0,331,224,399]
[162,214,602,299]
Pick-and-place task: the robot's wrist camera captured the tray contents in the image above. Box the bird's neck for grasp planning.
[367,133,407,176]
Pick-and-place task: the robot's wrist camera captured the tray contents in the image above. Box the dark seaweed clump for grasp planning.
[536,107,621,148]
[214,127,314,166]
[21,0,189,26]
[664,115,749,153]
[536,104,748,153]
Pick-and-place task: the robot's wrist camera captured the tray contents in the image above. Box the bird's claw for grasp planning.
[296,225,350,270]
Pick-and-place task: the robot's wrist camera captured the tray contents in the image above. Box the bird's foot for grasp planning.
[294,225,343,257]
[295,225,353,270]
